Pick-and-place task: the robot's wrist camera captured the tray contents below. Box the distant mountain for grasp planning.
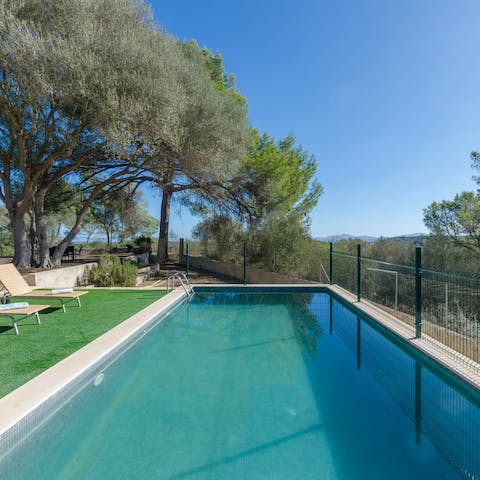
[316,233,426,244]
[386,234,425,244]
[315,234,378,243]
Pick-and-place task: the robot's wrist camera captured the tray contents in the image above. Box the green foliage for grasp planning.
[88,189,158,247]
[193,132,323,277]
[423,156,480,255]
[41,180,78,244]
[422,234,480,273]
[330,237,414,264]
[194,214,327,280]
[424,191,480,252]
[193,216,243,262]
[247,213,311,272]
[196,44,247,108]
[1,0,250,267]
[423,192,480,251]
[144,41,250,182]
[243,131,323,218]
[145,40,251,262]
[89,193,126,247]
[0,206,13,255]
[120,194,159,243]
[133,235,152,254]
[89,254,137,287]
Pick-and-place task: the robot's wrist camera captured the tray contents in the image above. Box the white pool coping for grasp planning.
[0,288,186,437]
[1,283,479,441]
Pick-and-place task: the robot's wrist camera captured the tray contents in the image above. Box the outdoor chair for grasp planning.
[49,245,76,262]
[0,303,50,334]
[0,263,88,313]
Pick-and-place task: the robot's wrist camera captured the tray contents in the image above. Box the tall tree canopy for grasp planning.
[243,131,322,218]
[424,191,480,252]
[424,153,480,254]
[0,0,322,272]
[194,131,323,271]
[143,43,250,264]
[0,0,249,267]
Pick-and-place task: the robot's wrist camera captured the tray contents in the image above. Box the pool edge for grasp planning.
[1,283,479,441]
[0,288,186,437]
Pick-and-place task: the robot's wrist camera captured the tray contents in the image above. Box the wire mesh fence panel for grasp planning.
[184,241,203,257]
[330,245,480,368]
[331,252,357,293]
[183,237,480,367]
[236,242,245,267]
[361,257,416,326]
[317,247,331,283]
[181,239,245,284]
[422,270,480,365]
[167,244,179,263]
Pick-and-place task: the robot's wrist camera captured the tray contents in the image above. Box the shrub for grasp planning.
[89,255,137,287]
[133,236,152,254]
[0,245,14,257]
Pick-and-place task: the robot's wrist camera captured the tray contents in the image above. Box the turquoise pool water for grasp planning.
[1,290,479,479]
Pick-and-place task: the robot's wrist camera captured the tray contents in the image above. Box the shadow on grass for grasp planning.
[0,323,41,336]
[0,306,63,337]
[42,307,63,314]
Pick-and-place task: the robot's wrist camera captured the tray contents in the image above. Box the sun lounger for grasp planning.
[0,264,88,313]
[0,304,50,334]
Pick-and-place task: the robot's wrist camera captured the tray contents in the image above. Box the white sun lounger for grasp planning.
[0,304,50,334]
[0,263,88,313]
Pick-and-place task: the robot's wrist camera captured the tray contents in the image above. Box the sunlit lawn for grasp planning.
[0,289,166,398]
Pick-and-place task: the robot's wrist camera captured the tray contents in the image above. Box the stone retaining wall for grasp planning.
[23,263,96,288]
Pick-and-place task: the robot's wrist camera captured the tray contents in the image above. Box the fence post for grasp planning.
[329,242,333,285]
[415,246,422,338]
[178,238,184,261]
[357,244,361,302]
[243,241,247,285]
[186,243,190,279]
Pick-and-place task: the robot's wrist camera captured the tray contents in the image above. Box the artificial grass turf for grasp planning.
[0,289,166,398]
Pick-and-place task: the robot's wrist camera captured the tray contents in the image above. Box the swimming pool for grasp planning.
[1,289,479,479]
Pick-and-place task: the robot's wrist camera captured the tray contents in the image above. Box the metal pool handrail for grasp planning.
[167,273,194,297]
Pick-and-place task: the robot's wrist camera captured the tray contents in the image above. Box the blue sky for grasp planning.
[145,0,480,239]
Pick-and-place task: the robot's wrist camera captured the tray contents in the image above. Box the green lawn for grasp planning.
[0,289,166,398]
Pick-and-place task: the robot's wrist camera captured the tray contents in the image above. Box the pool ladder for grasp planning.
[167,272,194,297]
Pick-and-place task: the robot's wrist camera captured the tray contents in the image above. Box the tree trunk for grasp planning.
[51,181,114,266]
[29,214,39,267]
[51,210,89,266]
[36,221,52,268]
[34,193,52,268]
[12,212,31,269]
[157,188,173,265]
